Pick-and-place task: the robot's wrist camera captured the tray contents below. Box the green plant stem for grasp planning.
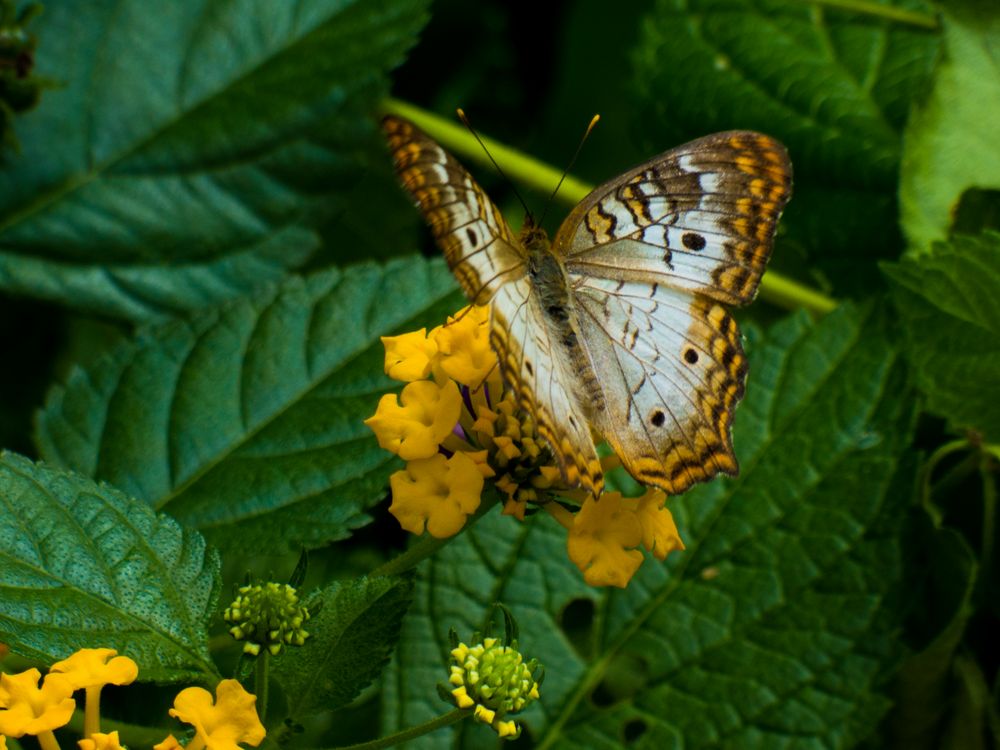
[920,438,971,521]
[370,492,501,578]
[255,649,270,722]
[381,98,838,317]
[331,708,472,750]
[981,456,996,584]
[800,0,939,29]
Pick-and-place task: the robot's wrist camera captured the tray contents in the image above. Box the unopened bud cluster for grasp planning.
[223,582,310,656]
[447,637,541,739]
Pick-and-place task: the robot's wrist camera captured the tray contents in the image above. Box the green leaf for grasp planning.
[883,232,1000,440]
[900,0,1000,252]
[634,0,937,187]
[36,257,463,551]
[887,521,977,749]
[633,0,938,293]
[273,575,414,719]
[382,303,915,748]
[0,451,220,682]
[0,0,429,319]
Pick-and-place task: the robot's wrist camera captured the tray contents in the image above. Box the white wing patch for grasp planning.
[570,277,746,495]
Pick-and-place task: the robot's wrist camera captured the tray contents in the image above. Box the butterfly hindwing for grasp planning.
[570,277,746,495]
[383,115,527,304]
[553,131,792,306]
[490,277,605,494]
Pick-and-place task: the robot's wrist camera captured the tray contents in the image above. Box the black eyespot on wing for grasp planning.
[466,228,477,246]
[684,348,699,365]
[682,232,706,251]
[651,410,665,427]
[525,361,534,375]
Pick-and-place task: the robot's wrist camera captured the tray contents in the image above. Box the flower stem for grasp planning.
[332,708,472,750]
[37,731,62,750]
[801,0,938,28]
[84,685,101,737]
[380,98,839,317]
[255,649,270,722]
[370,492,501,578]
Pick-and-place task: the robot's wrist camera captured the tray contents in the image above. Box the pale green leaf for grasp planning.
[900,0,1000,251]
[36,257,462,551]
[0,452,219,683]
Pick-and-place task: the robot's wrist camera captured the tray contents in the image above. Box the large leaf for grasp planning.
[633,0,938,293]
[36,257,463,551]
[883,232,1000,440]
[900,0,1000,251]
[0,451,220,683]
[273,575,414,719]
[0,0,429,319]
[382,302,915,748]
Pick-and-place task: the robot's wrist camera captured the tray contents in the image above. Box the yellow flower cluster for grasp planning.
[366,305,686,587]
[0,648,264,750]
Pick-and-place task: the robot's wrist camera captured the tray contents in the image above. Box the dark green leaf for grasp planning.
[0,0,429,319]
[0,451,219,682]
[273,575,414,718]
[383,303,915,748]
[888,521,977,749]
[36,257,463,551]
[883,232,1000,440]
[633,0,938,293]
[900,0,1000,251]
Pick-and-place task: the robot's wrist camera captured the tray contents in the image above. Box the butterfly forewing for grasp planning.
[383,115,605,494]
[570,277,745,494]
[382,115,527,303]
[554,131,792,306]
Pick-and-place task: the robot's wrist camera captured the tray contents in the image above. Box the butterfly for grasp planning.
[382,114,792,497]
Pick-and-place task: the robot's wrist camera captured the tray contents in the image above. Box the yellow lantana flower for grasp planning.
[389,452,485,537]
[382,328,439,381]
[168,679,265,750]
[0,668,75,737]
[564,489,686,587]
[367,305,686,586]
[78,730,125,750]
[50,648,138,737]
[366,379,463,460]
[153,735,183,750]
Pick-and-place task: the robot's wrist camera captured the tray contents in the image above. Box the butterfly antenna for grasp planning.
[538,114,600,228]
[457,108,534,224]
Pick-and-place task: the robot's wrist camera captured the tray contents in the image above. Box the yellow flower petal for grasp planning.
[0,670,76,737]
[630,489,686,560]
[389,452,484,537]
[50,648,138,690]
[381,329,439,382]
[169,679,265,750]
[153,736,183,750]
[365,379,462,460]
[567,493,644,587]
[78,730,125,750]
[432,306,497,387]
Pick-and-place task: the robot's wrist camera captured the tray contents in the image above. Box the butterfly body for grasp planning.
[383,115,792,497]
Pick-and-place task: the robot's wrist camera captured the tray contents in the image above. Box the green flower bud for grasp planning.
[223,581,310,656]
